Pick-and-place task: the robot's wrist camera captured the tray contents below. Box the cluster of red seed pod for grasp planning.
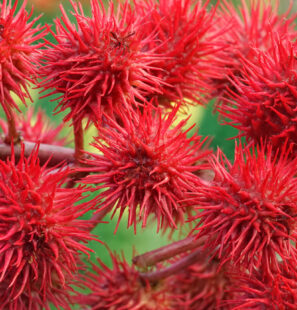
[0,0,297,309]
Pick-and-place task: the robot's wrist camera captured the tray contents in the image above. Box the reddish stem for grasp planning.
[0,141,75,166]
[73,119,84,162]
[133,235,206,269]
[64,119,85,188]
[89,205,113,231]
[139,248,203,283]
[3,104,19,144]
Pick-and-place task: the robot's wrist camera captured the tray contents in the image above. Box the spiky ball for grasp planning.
[218,36,297,154]
[169,254,233,310]
[211,0,296,100]
[0,0,46,115]
[191,143,297,277]
[0,145,96,309]
[134,0,223,107]
[228,264,297,309]
[40,0,162,126]
[81,104,211,232]
[0,107,68,146]
[74,252,170,310]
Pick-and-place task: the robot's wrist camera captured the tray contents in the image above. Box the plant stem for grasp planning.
[133,235,206,268]
[139,248,203,283]
[3,104,19,144]
[63,119,85,188]
[73,119,84,162]
[0,141,75,166]
[89,205,113,231]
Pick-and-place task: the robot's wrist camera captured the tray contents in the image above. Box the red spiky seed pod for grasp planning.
[169,254,233,310]
[0,145,97,309]
[190,143,297,278]
[0,0,46,115]
[134,0,224,107]
[226,264,297,309]
[81,104,211,233]
[218,35,297,155]
[211,0,297,100]
[74,252,170,310]
[40,0,162,126]
[0,107,68,146]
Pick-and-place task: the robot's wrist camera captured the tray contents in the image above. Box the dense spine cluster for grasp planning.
[0,0,297,309]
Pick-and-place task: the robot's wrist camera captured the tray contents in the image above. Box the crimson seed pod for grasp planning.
[134,0,224,107]
[0,107,69,146]
[190,143,297,278]
[226,263,297,309]
[39,0,163,126]
[218,35,297,155]
[80,104,211,233]
[0,145,98,309]
[74,252,171,310]
[210,0,297,101]
[0,0,46,114]
[168,255,234,310]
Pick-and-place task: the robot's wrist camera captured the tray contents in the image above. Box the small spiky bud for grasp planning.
[0,107,68,146]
